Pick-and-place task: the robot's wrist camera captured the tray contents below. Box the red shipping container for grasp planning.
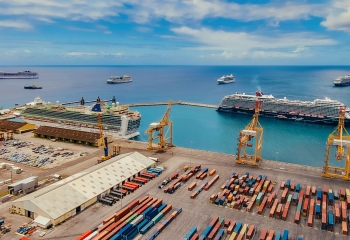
[227,221,236,234]
[260,228,268,240]
[246,225,255,239]
[208,227,219,240]
[126,199,139,210]
[342,208,348,221]
[342,221,348,236]
[200,173,207,180]
[308,214,313,227]
[190,192,197,199]
[305,186,311,198]
[190,233,199,240]
[224,219,230,228]
[188,182,197,191]
[295,211,300,224]
[236,234,244,240]
[267,230,275,239]
[161,204,172,215]
[209,216,219,227]
[171,172,179,179]
[323,185,328,195]
[311,186,316,196]
[280,181,285,190]
[275,204,283,219]
[268,184,274,193]
[196,172,202,179]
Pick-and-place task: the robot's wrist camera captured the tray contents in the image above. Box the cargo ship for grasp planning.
[24,85,42,89]
[0,71,39,79]
[19,97,141,139]
[217,90,350,125]
[107,75,132,84]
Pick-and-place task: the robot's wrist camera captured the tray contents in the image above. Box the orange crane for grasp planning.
[322,106,350,180]
[145,100,175,151]
[236,100,263,166]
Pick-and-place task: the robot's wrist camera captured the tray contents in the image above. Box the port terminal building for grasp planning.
[33,126,112,147]
[10,152,155,227]
[0,119,36,134]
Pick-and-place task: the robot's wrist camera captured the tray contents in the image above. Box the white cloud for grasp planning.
[0,20,32,30]
[0,1,327,30]
[171,26,335,59]
[24,50,31,53]
[67,51,125,57]
[252,51,299,58]
[321,0,350,32]
[292,46,309,53]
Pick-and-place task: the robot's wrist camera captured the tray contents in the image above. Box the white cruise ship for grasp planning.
[334,74,350,87]
[20,97,141,139]
[217,74,235,84]
[217,90,350,125]
[107,75,132,84]
[0,70,39,79]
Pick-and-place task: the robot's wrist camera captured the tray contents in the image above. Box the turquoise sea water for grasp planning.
[1,65,349,167]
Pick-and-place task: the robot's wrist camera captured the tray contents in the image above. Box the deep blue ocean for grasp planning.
[1,65,349,167]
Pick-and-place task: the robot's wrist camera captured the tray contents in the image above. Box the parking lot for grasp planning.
[0,132,97,170]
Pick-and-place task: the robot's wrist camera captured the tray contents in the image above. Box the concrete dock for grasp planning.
[12,139,345,240]
[124,101,218,109]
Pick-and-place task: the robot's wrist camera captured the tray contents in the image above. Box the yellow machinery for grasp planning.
[322,106,350,180]
[145,100,175,151]
[236,101,263,166]
[91,97,120,163]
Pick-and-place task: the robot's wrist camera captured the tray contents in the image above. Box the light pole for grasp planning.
[120,175,124,209]
[190,141,193,168]
[275,152,279,161]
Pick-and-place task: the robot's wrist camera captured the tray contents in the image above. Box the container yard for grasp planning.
[1,139,350,239]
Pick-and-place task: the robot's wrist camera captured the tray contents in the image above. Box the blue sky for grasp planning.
[0,0,349,65]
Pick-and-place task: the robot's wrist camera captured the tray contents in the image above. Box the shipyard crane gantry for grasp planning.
[91,97,120,163]
[145,100,175,151]
[322,106,350,180]
[236,100,263,166]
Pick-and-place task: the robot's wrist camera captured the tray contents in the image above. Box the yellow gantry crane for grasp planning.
[145,100,175,151]
[236,101,263,166]
[92,97,120,163]
[322,106,350,180]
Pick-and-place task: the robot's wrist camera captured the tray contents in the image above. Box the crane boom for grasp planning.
[145,100,175,151]
[322,106,350,180]
[236,100,263,166]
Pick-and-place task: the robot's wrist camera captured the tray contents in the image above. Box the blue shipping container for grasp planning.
[158,203,167,212]
[184,226,197,240]
[202,225,212,237]
[202,168,209,173]
[119,223,133,236]
[274,232,281,240]
[234,222,242,233]
[140,221,154,235]
[125,227,138,240]
[143,206,154,216]
[137,219,150,231]
[282,230,289,240]
[199,235,206,240]
[296,184,301,192]
[110,233,121,240]
[214,228,224,240]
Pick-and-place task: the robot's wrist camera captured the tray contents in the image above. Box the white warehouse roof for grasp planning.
[12,152,154,220]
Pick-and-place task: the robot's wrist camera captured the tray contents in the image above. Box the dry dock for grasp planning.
[5,140,344,240]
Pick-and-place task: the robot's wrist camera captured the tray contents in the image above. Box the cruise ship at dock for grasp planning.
[19,97,141,139]
[0,71,39,79]
[217,90,350,125]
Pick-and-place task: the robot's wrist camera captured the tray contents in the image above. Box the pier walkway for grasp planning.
[124,101,218,109]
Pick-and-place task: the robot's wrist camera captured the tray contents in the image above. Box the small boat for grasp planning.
[24,85,42,89]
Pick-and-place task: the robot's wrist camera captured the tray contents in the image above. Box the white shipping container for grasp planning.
[131,214,144,226]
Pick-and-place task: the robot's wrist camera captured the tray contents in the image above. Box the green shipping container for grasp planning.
[219,217,225,223]
[152,212,164,224]
[257,192,263,202]
[126,213,138,223]
[287,194,292,202]
[297,204,302,212]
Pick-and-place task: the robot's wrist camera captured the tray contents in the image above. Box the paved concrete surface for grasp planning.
[1,139,349,240]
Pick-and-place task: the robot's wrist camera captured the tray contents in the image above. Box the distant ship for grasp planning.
[217,74,235,84]
[0,71,39,79]
[24,85,42,89]
[334,74,350,87]
[217,90,350,125]
[107,75,132,84]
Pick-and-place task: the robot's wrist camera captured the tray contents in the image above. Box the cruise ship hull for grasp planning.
[218,80,235,84]
[217,107,350,125]
[334,82,350,87]
[107,80,132,84]
[0,76,38,79]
